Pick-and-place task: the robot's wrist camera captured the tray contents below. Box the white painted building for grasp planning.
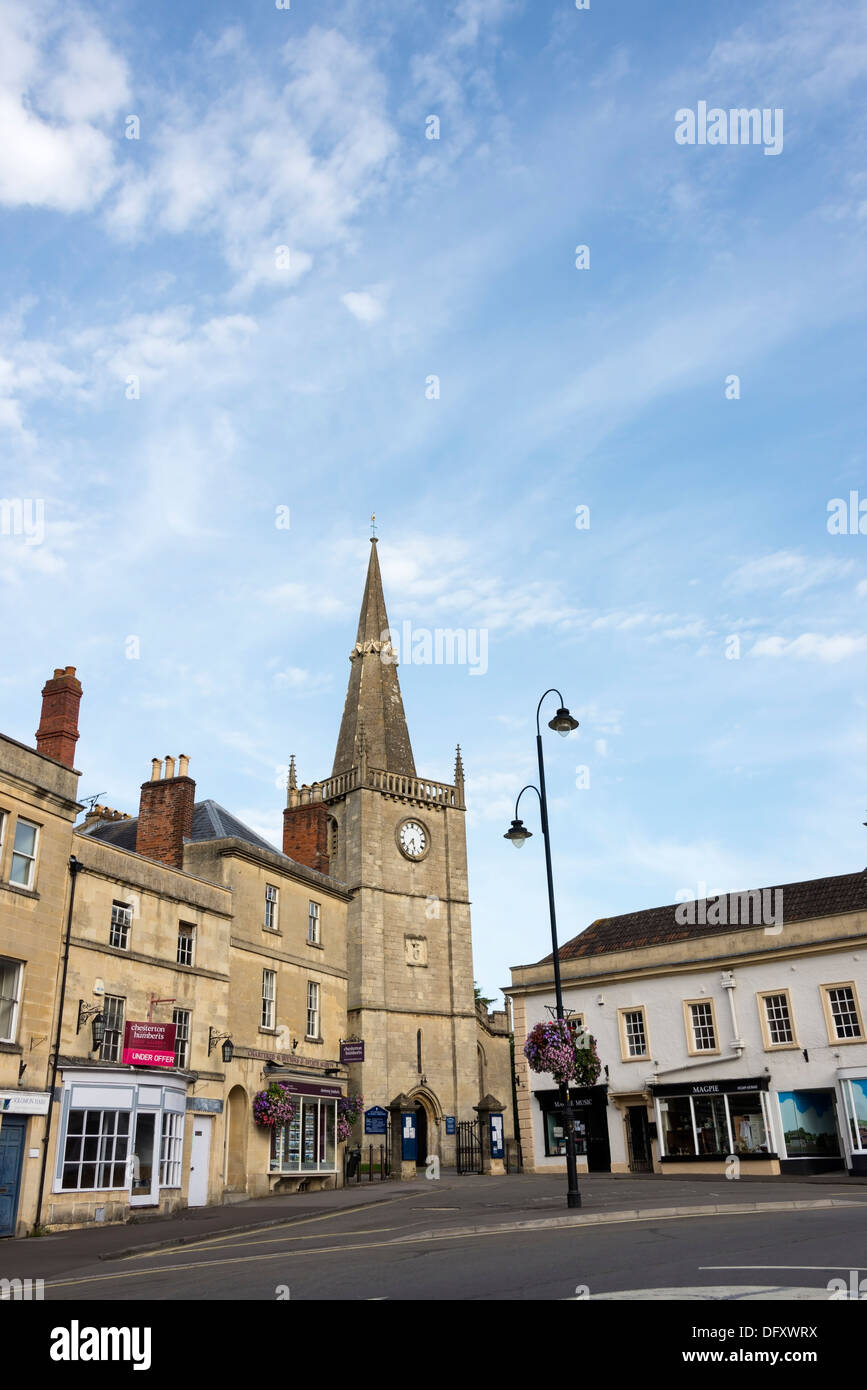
[508,871,867,1178]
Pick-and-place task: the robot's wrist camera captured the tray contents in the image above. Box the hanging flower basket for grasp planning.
[523,1020,601,1087]
[253,1082,297,1128]
[336,1093,363,1144]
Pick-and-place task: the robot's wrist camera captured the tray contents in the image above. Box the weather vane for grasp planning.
[370,512,377,538]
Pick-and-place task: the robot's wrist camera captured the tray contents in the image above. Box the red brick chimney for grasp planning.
[35,666,82,768]
[283,782,330,874]
[136,755,195,868]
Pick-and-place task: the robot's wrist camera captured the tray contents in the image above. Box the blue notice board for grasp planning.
[445,1115,456,1134]
[364,1105,388,1135]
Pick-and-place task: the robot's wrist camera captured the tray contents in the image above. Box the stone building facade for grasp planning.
[509,872,867,1178]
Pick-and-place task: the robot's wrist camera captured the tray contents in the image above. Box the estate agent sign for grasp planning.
[122,1021,176,1068]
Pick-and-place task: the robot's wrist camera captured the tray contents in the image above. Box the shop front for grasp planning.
[776,1087,845,1174]
[266,1077,343,1192]
[652,1076,780,1174]
[49,1067,191,1227]
[838,1070,867,1175]
[535,1084,611,1172]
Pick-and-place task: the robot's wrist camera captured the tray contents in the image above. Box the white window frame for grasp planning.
[306,980,320,1039]
[60,1107,131,1191]
[683,998,719,1055]
[308,900,320,944]
[0,958,22,1043]
[109,900,132,951]
[100,995,125,1062]
[9,817,39,889]
[172,1007,191,1069]
[261,970,276,1030]
[177,923,195,967]
[821,982,864,1044]
[159,1111,184,1188]
[618,1006,649,1060]
[264,884,279,932]
[758,989,797,1049]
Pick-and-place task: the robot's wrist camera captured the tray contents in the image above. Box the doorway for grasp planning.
[0,1117,26,1237]
[129,1111,158,1206]
[414,1100,428,1167]
[188,1116,212,1207]
[626,1106,653,1173]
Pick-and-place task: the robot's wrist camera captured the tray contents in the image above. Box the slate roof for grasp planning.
[539,869,867,964]
[79,798,279,856]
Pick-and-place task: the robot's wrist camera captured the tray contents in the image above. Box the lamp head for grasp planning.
[548,706,579,738]
[504,818,532,848]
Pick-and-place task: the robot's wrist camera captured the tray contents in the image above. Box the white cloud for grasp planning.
[750,633,867,662]
[274,667,332,695]
[726,550,851,597]
[0,4,128,213]
[341,291,386,323]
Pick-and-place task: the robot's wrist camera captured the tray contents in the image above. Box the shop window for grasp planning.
[659,1095,694,1156]
[843,1080,867,1153]
[99,995,125,1062]
[269,1098,336,1173]
[160,1112,184,1188]
[9,818,38,889]
[109,901,132,950]
[0,958,22,1042]
[658,1090,770,1158]
[61,1109,130,1190]
[778,1089,841,1158]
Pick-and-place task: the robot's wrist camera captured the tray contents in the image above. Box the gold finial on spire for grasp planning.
[370,512,377,540]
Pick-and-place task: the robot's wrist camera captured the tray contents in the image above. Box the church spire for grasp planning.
[332,537,417,778]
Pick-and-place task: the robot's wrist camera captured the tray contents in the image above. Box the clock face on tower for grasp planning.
[397,818,429,860]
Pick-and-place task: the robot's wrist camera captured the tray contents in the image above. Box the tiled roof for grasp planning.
[540,870,867,963]
[79,798,279,855]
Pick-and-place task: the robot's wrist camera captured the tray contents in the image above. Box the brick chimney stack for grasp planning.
[35,666,82,768]
[135,755,195,868]
[282,771,330,874]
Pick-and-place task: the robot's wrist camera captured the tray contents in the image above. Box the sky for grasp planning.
[1,0,866,1004]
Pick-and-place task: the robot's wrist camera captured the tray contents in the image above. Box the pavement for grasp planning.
[4,1169,867,1283]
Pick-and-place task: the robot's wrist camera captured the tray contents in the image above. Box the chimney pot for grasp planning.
[178,754,190,778]
[151,758,162,781]
[164,755,176,780]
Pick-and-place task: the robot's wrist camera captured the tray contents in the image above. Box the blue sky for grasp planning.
[1,0,866,1002]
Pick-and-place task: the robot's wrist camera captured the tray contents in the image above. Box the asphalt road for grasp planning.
[38,1196,867,1302]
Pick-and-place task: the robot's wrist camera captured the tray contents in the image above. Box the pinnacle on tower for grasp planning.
[331,538,416,778]
[454,744,465,787]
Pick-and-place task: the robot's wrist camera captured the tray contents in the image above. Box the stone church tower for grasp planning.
[289,538,481,1164]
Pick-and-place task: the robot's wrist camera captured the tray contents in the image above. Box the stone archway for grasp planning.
[408,1087,441,1166]
[226,1085,249,1192]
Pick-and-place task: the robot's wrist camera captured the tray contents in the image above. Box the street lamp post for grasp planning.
[504,689,582,1209]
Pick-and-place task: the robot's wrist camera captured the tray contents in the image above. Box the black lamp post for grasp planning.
[76,1002,105,1055]
[504,688,582,1209]
[208,1028,234,1064]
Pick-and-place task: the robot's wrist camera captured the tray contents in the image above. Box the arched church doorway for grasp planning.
[414,1098,428,1167]
[226,1085,249,1191]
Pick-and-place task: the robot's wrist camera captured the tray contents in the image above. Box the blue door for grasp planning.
[0,1117,27,1237]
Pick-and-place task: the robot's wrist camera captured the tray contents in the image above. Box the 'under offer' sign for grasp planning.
[122,1021,176,1067]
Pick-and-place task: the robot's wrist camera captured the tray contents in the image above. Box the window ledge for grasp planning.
[0,881,39,901]
[259,1027,277,1037]
[306,940,323,950]
[0,1041,23,1055]
[305,1035,324,1046]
